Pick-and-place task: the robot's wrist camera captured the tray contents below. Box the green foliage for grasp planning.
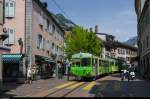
[65,26,102,59]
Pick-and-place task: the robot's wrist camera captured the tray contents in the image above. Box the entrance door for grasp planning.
[3,63,19,82]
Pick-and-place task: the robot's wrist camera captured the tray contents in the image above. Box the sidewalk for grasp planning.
[2,76,70,97]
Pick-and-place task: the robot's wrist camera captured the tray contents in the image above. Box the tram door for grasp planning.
[94,58,98,76]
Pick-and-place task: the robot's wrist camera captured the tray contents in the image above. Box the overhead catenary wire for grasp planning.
[51,0,72,20]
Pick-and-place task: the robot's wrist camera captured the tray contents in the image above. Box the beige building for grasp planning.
[95,25,137,64]
[111,42,137,64]
[3,0,65,80]
[135,0,150,76]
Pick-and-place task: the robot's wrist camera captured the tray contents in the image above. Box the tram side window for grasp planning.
[101,60,104,66]
[99,60,101,66]
[104,61,107,66]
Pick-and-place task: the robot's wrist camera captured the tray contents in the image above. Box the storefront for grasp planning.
[2,54,25,82]
[35,55,56,79]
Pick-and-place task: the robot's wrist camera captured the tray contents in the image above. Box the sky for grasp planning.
[45,0,137,42]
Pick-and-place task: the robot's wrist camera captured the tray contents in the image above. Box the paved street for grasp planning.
[2,73,150,97]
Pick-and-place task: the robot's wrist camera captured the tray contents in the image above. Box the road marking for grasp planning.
[114,81,120,92]
[26,82,76,97]
[55,81,77,89]
[83,81,96,91]
[66,82,85,89]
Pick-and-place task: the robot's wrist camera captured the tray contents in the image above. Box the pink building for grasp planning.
[3,0,64,79]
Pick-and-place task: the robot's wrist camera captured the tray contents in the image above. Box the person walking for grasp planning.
[26,67,33,84]
[58,61,62,79]
[31,64,37,81]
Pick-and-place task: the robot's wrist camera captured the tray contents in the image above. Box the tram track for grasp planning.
[46,79,101,97]
[46,81,87,97]
[26,78,101,97]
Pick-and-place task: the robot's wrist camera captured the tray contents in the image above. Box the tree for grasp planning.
[65,26,102,59]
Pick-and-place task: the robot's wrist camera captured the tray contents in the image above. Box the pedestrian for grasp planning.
[32,64,37,81]
[58,61,62,79]
[26,67,32,84]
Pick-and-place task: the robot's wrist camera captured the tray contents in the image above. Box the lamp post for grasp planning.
[18,38,23,54]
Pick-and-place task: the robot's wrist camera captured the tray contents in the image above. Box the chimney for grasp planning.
[43,2,48,8]
[95,25,99,33]
[89,27,93,32]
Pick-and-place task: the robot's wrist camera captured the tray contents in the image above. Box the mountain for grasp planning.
[124,36,137,46]
[52,13,77,31]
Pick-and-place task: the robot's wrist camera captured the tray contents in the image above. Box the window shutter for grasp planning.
[39,14,43,26]
[8,28,15,45]
[5,2,9,17]
[9,1,15,18]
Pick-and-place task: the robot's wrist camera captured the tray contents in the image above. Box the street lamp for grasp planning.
[18,38,23,54]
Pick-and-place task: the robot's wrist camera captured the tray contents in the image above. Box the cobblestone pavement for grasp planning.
[2,73,150,98]
[2,76,70,97]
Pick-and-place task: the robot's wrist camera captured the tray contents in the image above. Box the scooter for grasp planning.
[129,71,135,80]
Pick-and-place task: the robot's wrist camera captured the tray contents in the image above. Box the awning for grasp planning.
[2,54,24,63]
[35,55,55,63]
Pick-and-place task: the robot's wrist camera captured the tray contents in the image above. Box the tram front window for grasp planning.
[81,58,91,66]
[72,59,80,66]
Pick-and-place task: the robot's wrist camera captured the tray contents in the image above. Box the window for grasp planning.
[37,35,43,49]
[39,12,43,26]
[118,49,120,54]
[52,25,55,33]
[43,38,45,50]
[57,46,58,52]
[147,36,149,48]
[46,19,50,32]
[52,43,54,50]
[5,1,15,18]
[4,28,15,46]
[47,40,49,50]
[81,58,91,66]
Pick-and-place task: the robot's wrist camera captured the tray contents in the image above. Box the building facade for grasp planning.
[135,0,150,76]
[95,25,137,64]
[112,42,137,64]
[3,0,64,80]
[96,32,115,59]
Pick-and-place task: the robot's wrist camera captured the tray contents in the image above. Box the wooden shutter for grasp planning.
[8,28,15,45]
[5,1,9,17]
[9,1,15,17]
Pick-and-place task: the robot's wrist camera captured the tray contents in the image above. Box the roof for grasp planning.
[72,53,93,58]
[114,41,138,51]
[96,33,115,38]
[34,0,65,34]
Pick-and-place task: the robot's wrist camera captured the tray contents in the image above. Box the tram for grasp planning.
[69,52,121,80]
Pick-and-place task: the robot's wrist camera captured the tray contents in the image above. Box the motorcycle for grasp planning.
[129,71,135,80]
